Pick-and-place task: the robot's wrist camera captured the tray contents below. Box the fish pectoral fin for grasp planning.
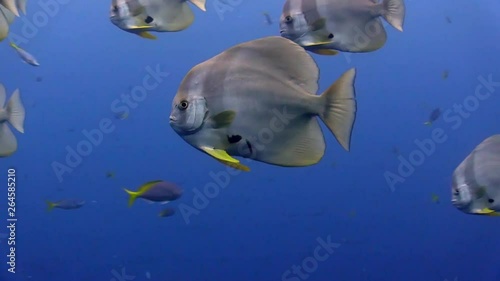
[310,18,326,31]
[309,49,339,56]
[189,0,206,12]
[137,31,157,40]
[210,110,236,128]
[200,146,239,163]
[216,159,251,172]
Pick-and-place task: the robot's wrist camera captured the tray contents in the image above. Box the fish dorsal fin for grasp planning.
[210,110,236,129]
[219,36,319,94]
[137,180,163,194]
[189,0,206,12]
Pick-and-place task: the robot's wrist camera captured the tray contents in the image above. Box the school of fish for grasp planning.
[2,0,499,218]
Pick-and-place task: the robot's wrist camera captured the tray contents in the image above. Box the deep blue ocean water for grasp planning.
[0,0,499,280]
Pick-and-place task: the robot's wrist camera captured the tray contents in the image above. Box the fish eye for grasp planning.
[328,33,334,39]
[489,199,494,203]
[179,100,189,110]
[112,5,118,12]
[285,15,293,23]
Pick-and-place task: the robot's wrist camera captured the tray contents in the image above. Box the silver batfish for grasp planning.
[169,36,357,171]
[452,135,500,216]
[279,0,405,55]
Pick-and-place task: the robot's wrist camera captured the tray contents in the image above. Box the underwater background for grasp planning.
[1,0,500,280]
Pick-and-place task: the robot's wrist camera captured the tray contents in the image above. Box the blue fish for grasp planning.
[10,42,39,66]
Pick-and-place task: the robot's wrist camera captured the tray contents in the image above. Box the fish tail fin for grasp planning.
[189,0,206,12]
[381,0,405,32]
[6,89,25,133]
[45,200,56,211]
[318,68,357,152]
[124,188,139,207]
[424,121,432,126]
[9,41,18,49]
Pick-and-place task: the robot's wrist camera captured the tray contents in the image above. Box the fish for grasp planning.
[46,199,86,211]
[124,180,183,207]
[0,0,26,17]
[279,0,406,55]
[442,70,449,80]
[0,4,15,42]
[451,135,500,216]
[0,84,25,157]
[10,42,40,66]
[158,207,176,217]
[169,36,357,171]
[109,0,207,40]
[262,11,273,25]
[424,108,441,126]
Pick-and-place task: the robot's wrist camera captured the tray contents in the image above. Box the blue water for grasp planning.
[1,0,499,280]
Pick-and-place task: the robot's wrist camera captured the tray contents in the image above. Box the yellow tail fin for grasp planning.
[424,121,432,126]
[45,200,56,211]
[124,188,139,207]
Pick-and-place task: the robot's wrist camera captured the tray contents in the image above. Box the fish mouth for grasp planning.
[169,116,177,124]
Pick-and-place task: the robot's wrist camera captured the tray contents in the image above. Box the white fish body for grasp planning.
[452,135,500,216]
[110,0,206,39]
[280,0,405,54]
[169,36,357,171]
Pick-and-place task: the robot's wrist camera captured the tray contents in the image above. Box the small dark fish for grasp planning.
[262,11,273,25]
[424,108,441,126]
[431,193,440,204]
[392,146,401,156]
[106,171,115,178]
[124,180,183,207]
[442,70,449,80]
[445,16,452,24]
[158,207,176,217]
[46,199,85,211]
[35,76,43,82]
